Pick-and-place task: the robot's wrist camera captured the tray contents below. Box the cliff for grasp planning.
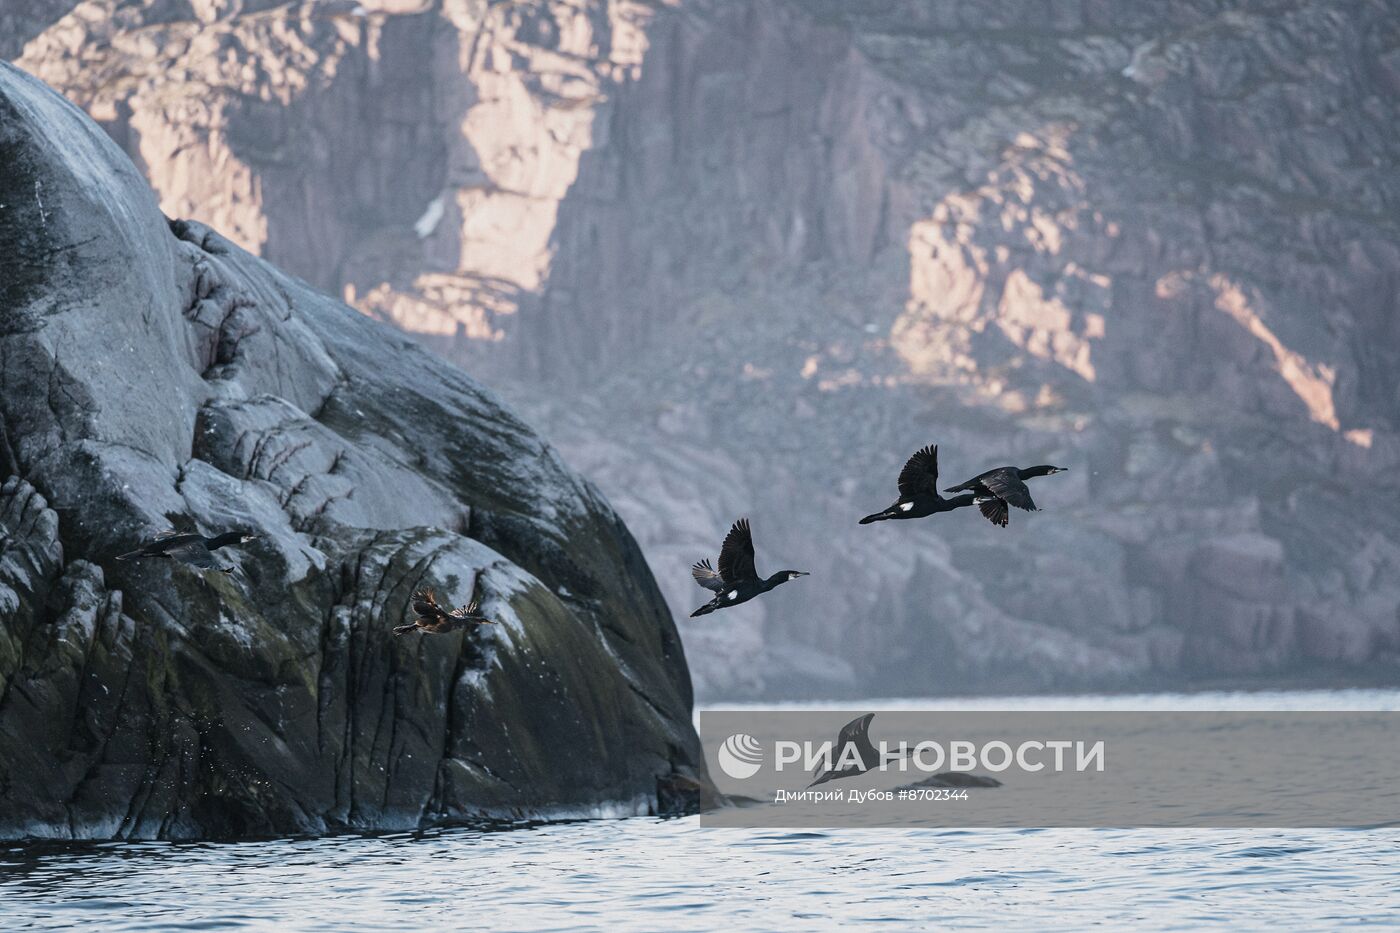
[13,0,1400,697]
[0,60,704,840]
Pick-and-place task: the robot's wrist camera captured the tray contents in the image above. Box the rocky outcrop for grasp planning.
[0,61,704,841]
[14,0,1400,697]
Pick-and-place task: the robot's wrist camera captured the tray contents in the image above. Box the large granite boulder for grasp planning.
[0,61,705,840]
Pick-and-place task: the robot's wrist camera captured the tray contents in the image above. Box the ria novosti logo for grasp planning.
[712,714,1105,783]
[716,733,765,779]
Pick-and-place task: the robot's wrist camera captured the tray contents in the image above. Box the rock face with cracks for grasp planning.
[0,62,705,841]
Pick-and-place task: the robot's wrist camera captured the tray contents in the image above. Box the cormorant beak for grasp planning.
[792,571,810,579]
[241,534,259,543]
[1054,467,1069,474]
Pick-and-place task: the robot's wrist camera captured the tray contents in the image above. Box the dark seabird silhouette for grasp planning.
[690,518,808,617]
[944,463,1068,528]
[808,713,887,787]
[810,714,1005,791]
[115,530,256,572]
[394,588,495,635]
[858,444,976,525]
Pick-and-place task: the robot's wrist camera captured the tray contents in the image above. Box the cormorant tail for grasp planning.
[392,623,418,636]
[114,548,146,561]
[690,603,717,618]
[858,511,891,525]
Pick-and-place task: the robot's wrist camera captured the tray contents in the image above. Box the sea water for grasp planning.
[3,689,1398,931]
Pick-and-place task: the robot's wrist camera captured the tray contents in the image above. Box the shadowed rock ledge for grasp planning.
[0,62,707,841]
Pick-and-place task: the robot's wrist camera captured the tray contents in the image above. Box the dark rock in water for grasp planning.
[901,772,1003,790]
[0,62,707,840]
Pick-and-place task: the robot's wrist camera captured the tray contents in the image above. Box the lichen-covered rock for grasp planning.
[0,62,705,841]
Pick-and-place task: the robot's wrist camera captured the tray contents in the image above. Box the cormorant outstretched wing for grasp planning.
[978,498,1009,527]
[981,467,1038,511]
[817,711,879,778]
[119,531,193,560]
[807,713,880,786]
[412,588,447,621]
[151,531,202,552]
[717,518,758,583]
[163,540,217,568]
[896,444,939,500]
[691,559,725,592]
[835,712,875,752]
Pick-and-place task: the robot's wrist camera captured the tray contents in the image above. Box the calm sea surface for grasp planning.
[4,689,1399,931]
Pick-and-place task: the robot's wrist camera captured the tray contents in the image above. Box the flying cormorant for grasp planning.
[394,588,495,635]
[115,530,256,572]
[808,713,888,787]
[944,463,1068,527]
[808,714,1004,790]
[858,444,976,525]
[690,518,808,617]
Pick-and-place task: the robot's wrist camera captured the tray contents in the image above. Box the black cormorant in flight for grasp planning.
[394,588,495,635]
[115,530,256,572]
[858,444,976,525]
[690,518,807,617]
[944,463,1067,527]
[808,713,889,787]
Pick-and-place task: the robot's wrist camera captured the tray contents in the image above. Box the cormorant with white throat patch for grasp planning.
[858,444,976,525]
[690,518,808,617]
